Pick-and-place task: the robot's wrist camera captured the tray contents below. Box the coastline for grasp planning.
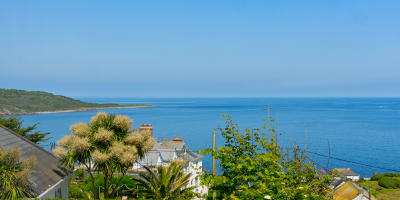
[1,105,156,116]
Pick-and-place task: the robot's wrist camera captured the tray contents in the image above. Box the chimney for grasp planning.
[139,124,153,137]
[173,136,182,141]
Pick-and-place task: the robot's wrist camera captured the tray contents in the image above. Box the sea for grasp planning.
[17,98,400,178]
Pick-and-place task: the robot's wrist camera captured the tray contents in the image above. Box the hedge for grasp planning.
[384,173,400,177]
[371,174,384,181]
[378,177,400,189]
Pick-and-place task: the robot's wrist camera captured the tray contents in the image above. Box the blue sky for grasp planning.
[1,0,399,97]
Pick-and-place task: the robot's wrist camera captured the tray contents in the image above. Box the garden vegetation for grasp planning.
[53,112,155,199]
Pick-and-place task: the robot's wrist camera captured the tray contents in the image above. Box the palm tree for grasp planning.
[130,161,197,200]
[0,145,36,200]
[52,112,156,199]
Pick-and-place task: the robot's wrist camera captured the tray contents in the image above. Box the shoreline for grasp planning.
[1,105,156,116]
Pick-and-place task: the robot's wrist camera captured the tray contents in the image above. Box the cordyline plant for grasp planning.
[0,145,37,200]
[199,111,333,200]
[52,112,155,199]
[129,160,197,200]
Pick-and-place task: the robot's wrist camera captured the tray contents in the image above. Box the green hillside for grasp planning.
[0,89,151,115]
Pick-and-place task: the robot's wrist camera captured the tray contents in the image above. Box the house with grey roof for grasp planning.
[0,125,72,199]
[133,151,163,169]
[161,136,187,150]
[328,168,360,181]
[132,130,208,196]
[155,147,178,163]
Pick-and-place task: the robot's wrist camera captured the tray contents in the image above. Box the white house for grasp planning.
[0,125,72,199]
[133,151,164,169]
[134,133,208,196]
[328,168,360,181]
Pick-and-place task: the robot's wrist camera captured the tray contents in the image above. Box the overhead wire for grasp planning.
[298,148,400,173]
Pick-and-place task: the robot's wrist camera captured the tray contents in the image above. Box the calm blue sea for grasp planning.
[18,98,400,177]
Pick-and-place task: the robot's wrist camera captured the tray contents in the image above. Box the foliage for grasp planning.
[0,115,51,144]
[53,112,155,199]
[70,175,149,199]
[384,173,400,177]
[371,174,384,181]
[0,145,37,199]
[378,177,400,189]
[358,179,400,200]
[199,113,333,200]
[74,169,85,177]
[80,175,138,196]
[129,161,197,200]
[0,88,151,115]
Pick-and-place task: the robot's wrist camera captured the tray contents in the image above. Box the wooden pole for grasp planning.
[213,131,216,200]
[369,185,371,200]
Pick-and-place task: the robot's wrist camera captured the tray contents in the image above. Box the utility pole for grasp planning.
[213,131,216,200]
[369,185,371,200]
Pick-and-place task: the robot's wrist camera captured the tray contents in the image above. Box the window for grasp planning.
[55,188,62,198]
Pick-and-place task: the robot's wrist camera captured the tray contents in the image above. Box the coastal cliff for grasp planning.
[0,89,152,115]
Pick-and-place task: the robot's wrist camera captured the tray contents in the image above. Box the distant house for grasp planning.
[0,125,72,199]
[161,136,187,150]
[328,168,360,181]
[132,128,208,195]
[331,179,376,200]
[133,151,163,169]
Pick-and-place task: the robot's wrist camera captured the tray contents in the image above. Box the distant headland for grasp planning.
[0,89,153,116]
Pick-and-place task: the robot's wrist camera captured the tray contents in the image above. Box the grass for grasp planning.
[0,89,151,115]
[358,179,400,200]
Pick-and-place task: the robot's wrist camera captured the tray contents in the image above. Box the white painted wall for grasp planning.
[38,175,70,200]
[184,160,208,195]
[347,175,360,181]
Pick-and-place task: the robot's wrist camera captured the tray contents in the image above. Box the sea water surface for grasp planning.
[18,98,400,177]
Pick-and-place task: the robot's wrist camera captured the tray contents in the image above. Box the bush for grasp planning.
[371,174,384,181]
[81,174,138,196]
[384,173,400,177]
[74,169,85,177]
[378,177,400,189]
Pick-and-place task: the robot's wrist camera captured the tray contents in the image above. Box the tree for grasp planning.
[0,115,52,144]
[129,161,197,200]
[199,113,333,200]
[52,111,155,199]
[0,145,37,200]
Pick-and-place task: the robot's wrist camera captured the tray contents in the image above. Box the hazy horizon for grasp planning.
[1,0,399,97]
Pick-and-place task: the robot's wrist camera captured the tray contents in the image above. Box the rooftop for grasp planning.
[0,124,68,196]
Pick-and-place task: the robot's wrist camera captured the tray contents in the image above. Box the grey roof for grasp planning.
[0,125,67,196]
[137,152,161,166]
[157,148,177,162]
[162,141,186,150]
[177,149,204,162]
[330,178,345,188]
[150,142,163,151]
[328,168,359,176]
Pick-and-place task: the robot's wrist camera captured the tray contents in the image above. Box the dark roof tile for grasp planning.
[0,125,67,196]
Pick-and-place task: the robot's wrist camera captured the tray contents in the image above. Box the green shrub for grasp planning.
[81,174,138,196]
[378,177,400,189]
[73,169,85,177]
[384,173,400,177]
[371,174,384,181]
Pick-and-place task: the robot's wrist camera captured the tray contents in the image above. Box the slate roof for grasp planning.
[0,125,68,196]
[156,148,177,162]
[162,141,186,150]
[328,168,359,176]
[177,149,204,162]
[137,151,161,166]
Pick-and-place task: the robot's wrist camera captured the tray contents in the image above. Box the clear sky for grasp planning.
[1,0,399,97]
